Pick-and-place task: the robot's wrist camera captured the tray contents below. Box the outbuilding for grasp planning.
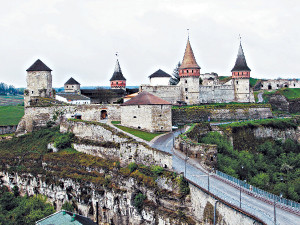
[121,91,172,132]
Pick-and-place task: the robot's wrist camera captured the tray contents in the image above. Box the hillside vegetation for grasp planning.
[186,119,300,201]
[0,106,24,126]
[263,88,300,101]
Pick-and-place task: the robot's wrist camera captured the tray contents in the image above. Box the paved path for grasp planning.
[258,92,264,103]
[151,131,300,225]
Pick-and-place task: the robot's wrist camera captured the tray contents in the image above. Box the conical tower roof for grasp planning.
[26,59,52,71]
[110,59,126,81]
[65,77,80,85]
[179,38,200,69]
[231,42,251,72]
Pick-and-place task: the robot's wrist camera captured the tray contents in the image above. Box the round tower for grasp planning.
[179,38,201,105]
[110,59,126,89]
[25,59,53,107]
[231,40,251,102]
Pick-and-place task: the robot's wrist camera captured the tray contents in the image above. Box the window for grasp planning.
[72,86,74,88]
[133,116,136,118]
[185,88,188,92]
[192,70,193,73]
[138,126,141,129]
[138,105,140,108]
[236,81,238,84]
[159,115,162,117]
[31,91,34,94]
[186,96,188,99]
[187,70,189,73]
[185,80,187,84]
[161,127,163,129]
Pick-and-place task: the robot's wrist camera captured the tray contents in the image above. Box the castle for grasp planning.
[140,38,255,104]
[24,37,256,107]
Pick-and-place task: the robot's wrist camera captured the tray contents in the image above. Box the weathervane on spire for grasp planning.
[187,29,190,39]
[239,34,242,44]
[115,52,119,58]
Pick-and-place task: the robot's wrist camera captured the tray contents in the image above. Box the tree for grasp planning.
[170,62,181,85]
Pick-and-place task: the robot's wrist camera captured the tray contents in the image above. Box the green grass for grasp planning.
[0,105,24,126]
[111,121,121,125]
[114,125,163,141]
[263,88,300,101]
[0,95,23,106]
[249,77,259,87]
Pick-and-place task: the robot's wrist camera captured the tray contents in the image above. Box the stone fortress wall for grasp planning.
[60,119,173,169]
[260,79,300,90]
[16,104,121,134]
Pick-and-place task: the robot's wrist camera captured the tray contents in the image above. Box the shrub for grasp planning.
[54,132,74,150]
[128,162,138,173]
[133,193,146,212]
[62,201,74,212]
[177,176,190,196]
[151,165,164,176]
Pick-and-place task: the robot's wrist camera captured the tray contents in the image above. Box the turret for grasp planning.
[179,38,201,105]
[110,59,126,89]
[231,40,251,102]
[64,77,81,94]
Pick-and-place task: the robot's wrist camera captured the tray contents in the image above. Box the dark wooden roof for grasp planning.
[121,91,171,106]
[110,59,126,81]
[231,43,251,72]
[26,59,52,71]
[149,69,171,78]
[65,77,80,85]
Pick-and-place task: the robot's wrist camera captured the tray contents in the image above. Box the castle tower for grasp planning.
[64,77,81,94]
[231,40,251,102]
[24,59,53,107]
[110,59,126,90]
[179,37,201,104]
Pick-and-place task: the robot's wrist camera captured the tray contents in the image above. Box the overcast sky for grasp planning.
[0,0,299,88]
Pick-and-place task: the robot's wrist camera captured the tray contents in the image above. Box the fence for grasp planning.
[216,170,300,210]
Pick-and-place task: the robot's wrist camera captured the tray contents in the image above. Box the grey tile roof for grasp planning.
[26,59,52,71]
[65,77,80,85]
[110,59,126,81]
[231,43,251,72]
[149,69,171,78]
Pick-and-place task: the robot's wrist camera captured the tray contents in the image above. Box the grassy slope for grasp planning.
[0,106,24,126]
[0,95,23,106]
[263,88,300,101]
[114,125,163,141]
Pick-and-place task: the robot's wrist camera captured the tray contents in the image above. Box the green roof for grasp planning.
[36,210,97,225]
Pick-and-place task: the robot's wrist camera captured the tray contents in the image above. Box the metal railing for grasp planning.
[216,170,300,210]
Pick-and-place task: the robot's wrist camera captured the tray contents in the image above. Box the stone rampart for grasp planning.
[0,125,17,135]
[188,181,265,225]
[174,136,217,171]
[16,104,121,134]
[172,106,273,124]
[62,119,172,168]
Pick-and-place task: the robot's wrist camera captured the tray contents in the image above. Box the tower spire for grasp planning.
[110,54,126,89]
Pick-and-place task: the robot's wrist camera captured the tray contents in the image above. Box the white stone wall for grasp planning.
[121,105,153,132]
[233,78,251,102]
[261,79,300,90]
[179,77,200,105]
[150,77,170,86]
[55,95,91,105]
[64,84,81,93]
[199,85,235,103]
[16,104,121,133]
[139,85,182,104]
[121,105,172,132]
[151,105,172,132]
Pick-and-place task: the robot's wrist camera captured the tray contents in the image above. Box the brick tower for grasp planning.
[179,37,201,104]
[231,40,251,102]
[110,59,126,90]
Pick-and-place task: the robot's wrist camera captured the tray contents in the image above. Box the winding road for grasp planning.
[150,130,300,225]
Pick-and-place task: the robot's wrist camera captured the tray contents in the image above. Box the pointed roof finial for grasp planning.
[231,38,251,72]
[115,52,119,58]
[187,28,190,39]
[179,35,200,69]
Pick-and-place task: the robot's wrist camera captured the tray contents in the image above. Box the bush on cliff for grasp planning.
[0,187,55,225]
[200,130,300,201]
[54,132,74,150]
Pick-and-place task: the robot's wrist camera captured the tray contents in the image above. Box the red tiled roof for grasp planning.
[179,38,200,69]
[121,91,171,105]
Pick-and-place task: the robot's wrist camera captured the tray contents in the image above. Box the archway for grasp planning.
[268,84,272,90]
[101,110,107,120]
